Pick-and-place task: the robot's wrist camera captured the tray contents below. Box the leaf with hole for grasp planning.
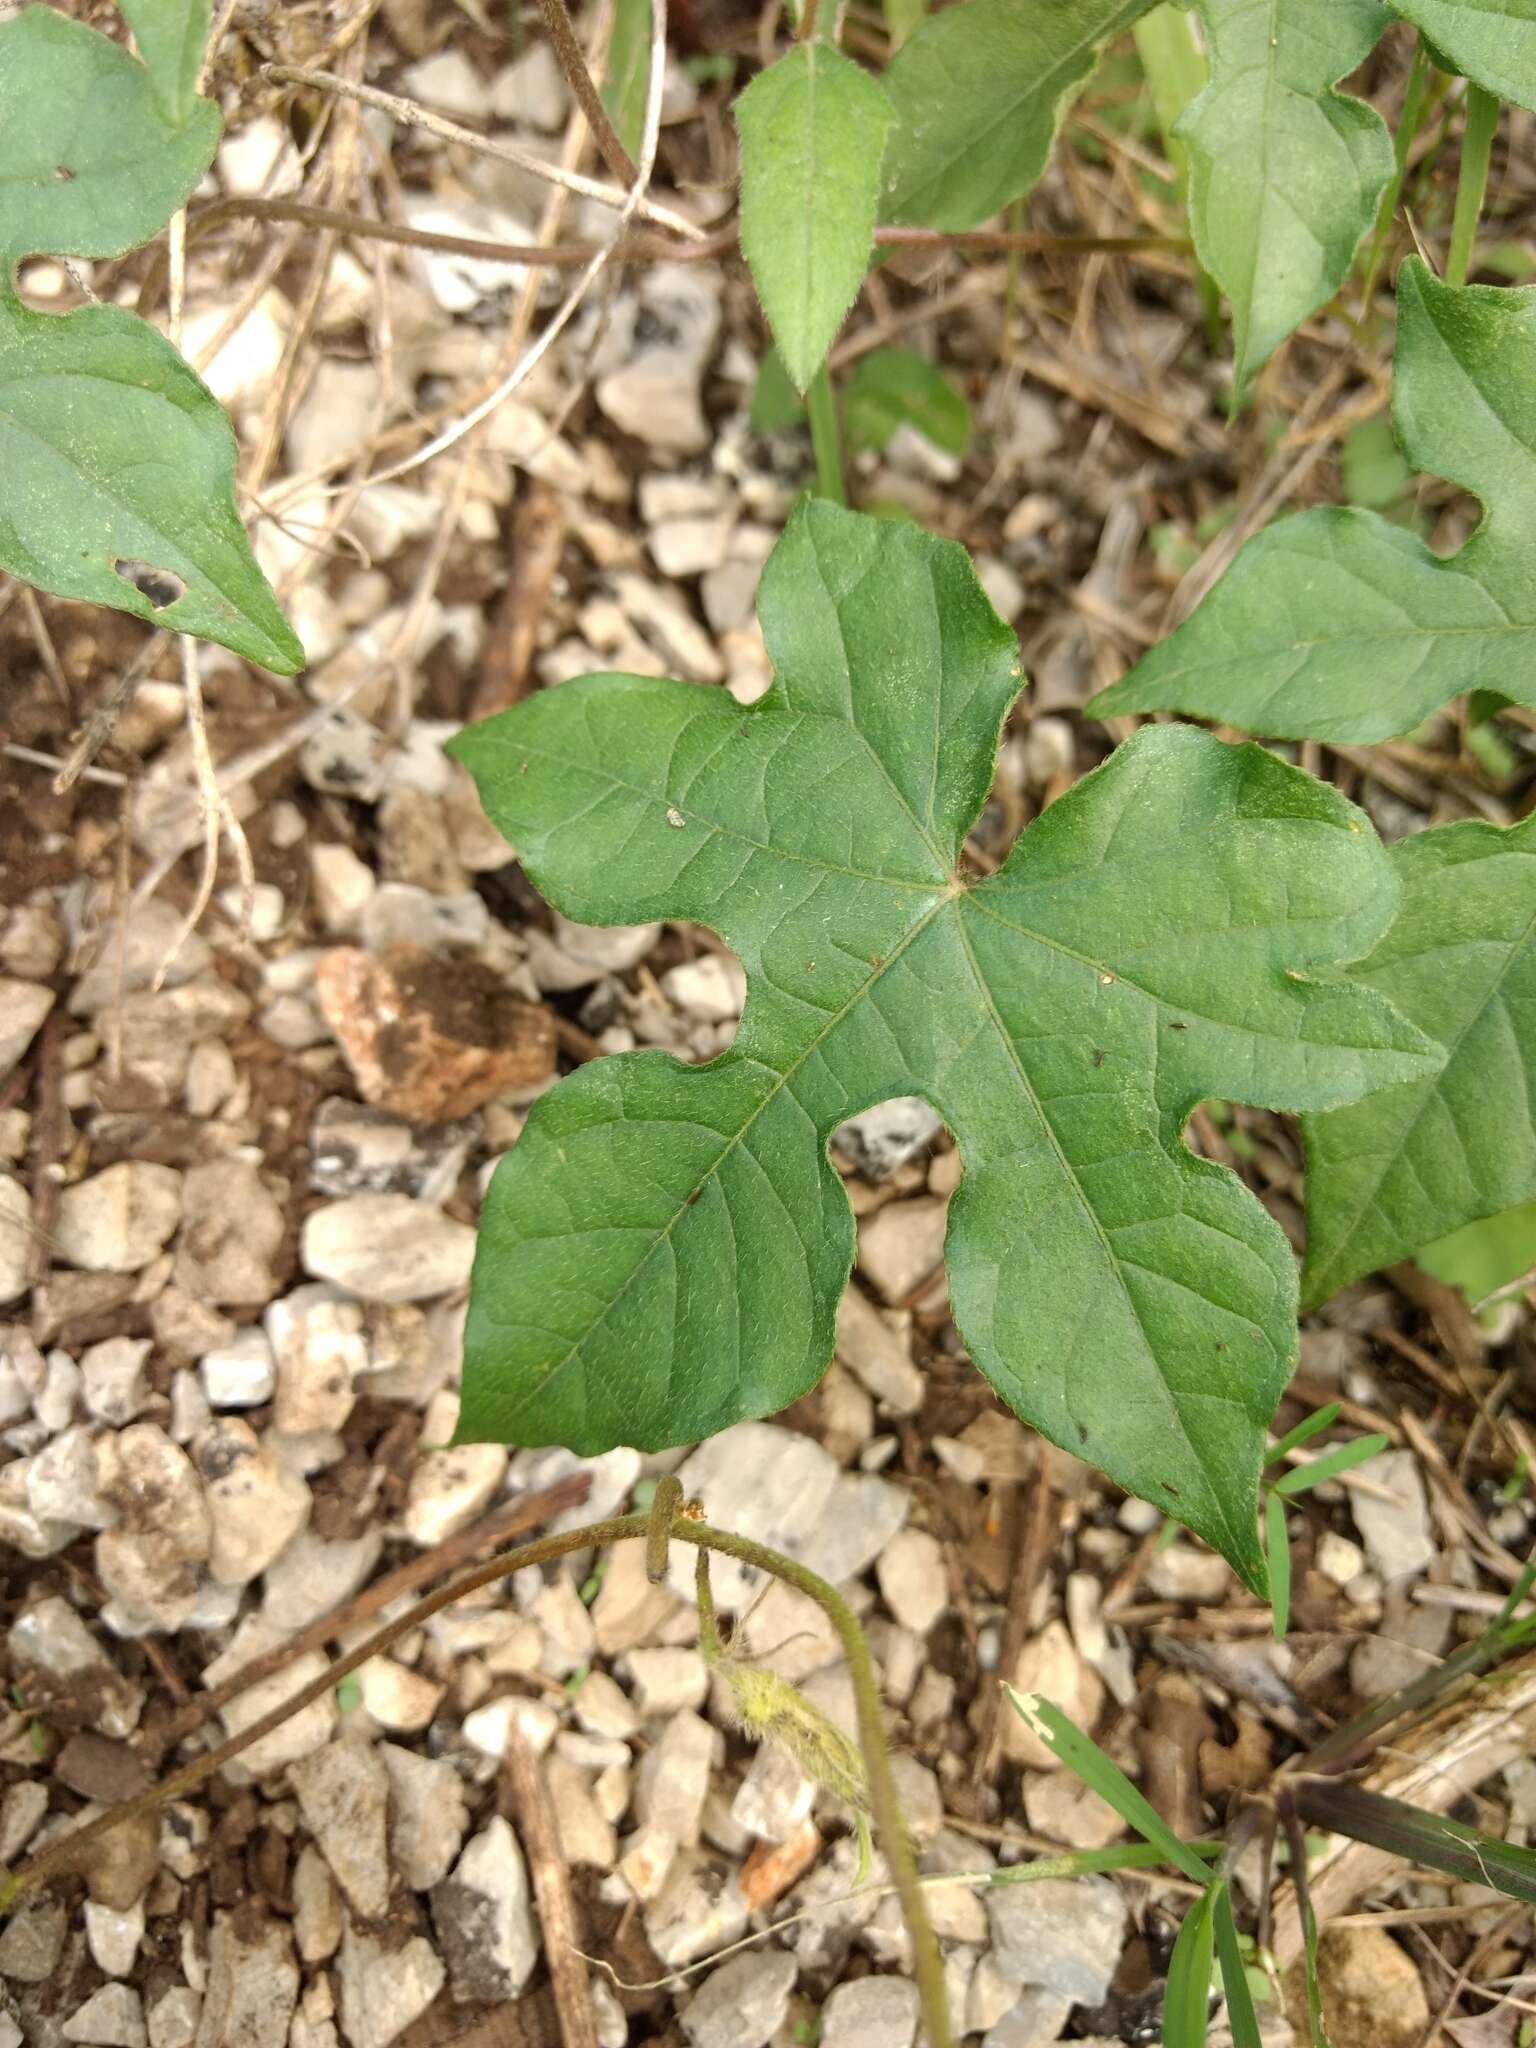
[117,0,211,126]
[0,5,302,674]
[1391,0,1536,107]
[1091,262,1536,741]
[735,45,892,391]
[880,0,1156,230]
[449,502,1434,1589]
[1301,806,1536,1308]
[842,347,971,457]
[1178,0,1393,388]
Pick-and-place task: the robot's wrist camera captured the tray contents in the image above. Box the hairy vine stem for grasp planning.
[0,1511,954,2048]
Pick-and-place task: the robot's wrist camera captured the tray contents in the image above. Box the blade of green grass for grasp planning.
[1266,1489,1292,1641]
[1212,1883,1264,2048]
[1164,1881,1219,2047]
[1266,1402,1342,1463]
[1273,1434,1390,1496]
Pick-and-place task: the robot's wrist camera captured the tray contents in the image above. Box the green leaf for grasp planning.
[1005,1690,1219,1881]
[1418,1198,1536,1312]
[749,346,808,432]
[1302,806,1536,1308]
[601,0,651,158]
[1179,0,1393,388]
[1212,1885,1264,2048]
[1292,1778,1536,1905]
[117,0,211,126]
[0,5,302,675]
[1091,260,1536,742]
[881,0,1156,232]
[448,501,1434,1589]
[0,296,304,672]
[0,6,220,267]
[735,46,892,392]
[1164,1883,1219,2048]
[882,0,928,51]
[1392,0,1536,107]
[842,347,971,457]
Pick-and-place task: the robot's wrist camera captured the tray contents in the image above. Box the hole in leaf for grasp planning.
[113,558,186,610]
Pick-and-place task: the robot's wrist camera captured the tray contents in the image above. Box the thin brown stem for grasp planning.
[532,0,638,188]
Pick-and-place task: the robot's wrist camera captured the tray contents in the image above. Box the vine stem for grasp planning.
[1358,37,1431,318]
[0,1512,953,2048]
[805,362,847,504]
[1447,82,1499,289]
[532,0,639,189]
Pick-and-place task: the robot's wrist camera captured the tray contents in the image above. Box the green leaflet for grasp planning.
[449,502,1435,1592]
[1091,261,1536,742]
[1302,808,1536,1309]
[0,6,219,267]
[0,5,302,675]
[117,0,211,126]
[842,347,972,457]
[881,0,1156,232]
[1180,0,1394,388]
[1392,0,1536,108]
[735,45,892,392]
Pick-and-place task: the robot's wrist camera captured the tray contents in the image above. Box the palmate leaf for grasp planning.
[0,5,302,675]
[1301,808,1536,1308]
[1092,261,1536,742]
[449,503,1434,1590]
[735,45,892,392]
[880,0,1156,232]
[1179,0,1394,388]
[1391,0,1536,108]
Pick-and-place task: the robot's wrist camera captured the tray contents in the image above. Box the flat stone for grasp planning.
[292,1843,343,1964]
[681,1951,797,2048]
[28,1422,109,1527]
[82,1336,154,1424]
[55,1163,182,1273]
[193,1911,298,2048]
[200,1328,277,1409]
[86,1896,145,1976]
[545,1752,617,1869]
[489,38,567,126]
[668,1423,841,1610]
[301,708,386,802]
[0,1175,32,1302]
[195,1418,311,1586]
[207,1617,336,1775]
[63,1985,147,2048]
[0,978,52,1085]
[262,1524,383,1633]
[10,1594,143,1736]
[432,1815,537,2003]
[981,1988,1074,2048]
[857,1197,948,1304]
[308,843,376,935]
[337,1926,445,2048]
[265,1284,366,1435]
[661,954,746,1023]
[175,1160,286,1307]
[380,1741,469,1890]
[359,884,490,954]
[596,265,722,457]
[633,1708,716,1847]
[308,1098,477,1204]
[1292,1924,1429,2048]
[987,1873,1127,2005]
[877,1527,947,1634]
[288,1737,391,1918]
[834,1287,923,1415]
[302,1195,475,1304]
[731,1745,814,1843]
[356,1656,441,1732]
[94,1424,211,1631]
[833,1098,944,1182]
[1351,1449,1436,1582]
[820,1975,920,2048]
[0,1891,67,1982]
[315,943,554,1121]
[1002,1621,1105,1768]
[643,1849,749,1969]
[800,1470,909,1586]
[404,1440,507,1545]
[526,914,662,993]
[147,1987,201,2048]
[623,1646,708,1718]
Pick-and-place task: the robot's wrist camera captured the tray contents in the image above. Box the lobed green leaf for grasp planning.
[1179,0,1394,388]
[1302,807,1536,1308]
[449,503,1435,1588]
[735,45,892,392]
[1092,261,1536,741]
[880,0,1156,231]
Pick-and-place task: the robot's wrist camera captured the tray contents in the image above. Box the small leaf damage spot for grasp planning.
[665,807,686,828]
[114,558,186,610]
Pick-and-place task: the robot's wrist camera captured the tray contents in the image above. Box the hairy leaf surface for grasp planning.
[735,45,892,391]
[0,5,301,674]
[1092,262,1536,741]
[1302,808,1536,1308]
[1180,0,1393,387]
[1391,0,1536,107]
[450,503,1434,1589]
[880,0,1155,231]
[117,0,211,126]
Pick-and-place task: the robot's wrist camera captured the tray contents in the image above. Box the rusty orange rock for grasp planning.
[314,944,556,1123]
